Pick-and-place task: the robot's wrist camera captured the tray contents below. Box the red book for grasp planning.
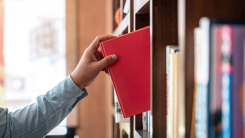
[100,26,150,118]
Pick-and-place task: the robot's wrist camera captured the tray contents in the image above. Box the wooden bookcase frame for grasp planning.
[111,0,178,138]
[111,0,245,138]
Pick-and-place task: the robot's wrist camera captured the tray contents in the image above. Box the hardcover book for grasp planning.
[100,26,150,118]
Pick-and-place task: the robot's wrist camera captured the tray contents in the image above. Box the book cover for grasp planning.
[100,26,150,118]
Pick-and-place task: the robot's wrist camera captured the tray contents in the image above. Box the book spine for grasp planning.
[194,27,201,137]
[166,46,170,138]
[221,25,232,138]
[173,52,178,138]
[196,17,210,138]
[166,46,172,138]
[209,25,223,138]
[166,46,169,117]
[232,26,245,138]
[175,52,185,138]
[243,41,245,137]
[169,53,174,138]
[166,46,178,138]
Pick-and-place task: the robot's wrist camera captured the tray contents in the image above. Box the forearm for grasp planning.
[0,75,88,138]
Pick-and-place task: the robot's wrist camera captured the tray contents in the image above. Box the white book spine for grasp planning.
[195,17,210,138]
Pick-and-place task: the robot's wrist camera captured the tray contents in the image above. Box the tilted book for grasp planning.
[100,26,150,118]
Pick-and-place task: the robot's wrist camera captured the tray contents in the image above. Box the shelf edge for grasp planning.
[112,13,129,36]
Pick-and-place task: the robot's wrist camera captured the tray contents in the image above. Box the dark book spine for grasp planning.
[231,26,245,138]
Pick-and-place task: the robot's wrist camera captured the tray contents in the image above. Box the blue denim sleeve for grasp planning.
[0,75,88,138]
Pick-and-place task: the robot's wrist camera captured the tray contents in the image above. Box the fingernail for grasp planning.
[112,55,117,61]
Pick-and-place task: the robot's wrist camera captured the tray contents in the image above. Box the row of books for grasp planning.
[194,17,245,138]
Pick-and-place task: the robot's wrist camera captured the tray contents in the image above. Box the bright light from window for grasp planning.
[3,0,67,132]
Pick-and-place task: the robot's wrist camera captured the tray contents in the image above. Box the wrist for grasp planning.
[70,72,85,90]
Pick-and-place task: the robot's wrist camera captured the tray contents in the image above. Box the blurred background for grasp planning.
[0,0,113,138]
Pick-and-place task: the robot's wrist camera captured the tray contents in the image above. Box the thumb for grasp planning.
[97,55,117,70]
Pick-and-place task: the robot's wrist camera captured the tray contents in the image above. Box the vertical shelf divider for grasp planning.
[150,0,178,138]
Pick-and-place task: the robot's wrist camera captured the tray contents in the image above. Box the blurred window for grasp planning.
[2,0,66,136]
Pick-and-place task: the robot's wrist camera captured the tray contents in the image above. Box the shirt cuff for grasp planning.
[51,75,88,109]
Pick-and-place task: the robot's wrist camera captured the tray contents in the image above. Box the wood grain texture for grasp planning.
[128,0,134,33]
[75,0,113,138]
[150,0,178,137]
[135,14,149,30]
[179,0,245,137]
[135,113,143,130]
[66,0,79,128]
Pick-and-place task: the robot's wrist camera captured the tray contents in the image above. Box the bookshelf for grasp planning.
[111,0,245,138]
[111,0,177,138]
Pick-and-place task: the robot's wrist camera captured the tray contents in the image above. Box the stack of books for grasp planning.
[194,17,245,138]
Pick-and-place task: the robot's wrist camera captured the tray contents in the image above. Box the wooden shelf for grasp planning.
[113,13,129,36]
[123,123,144,138]
[134,0,149,14]
[136,130,150,138]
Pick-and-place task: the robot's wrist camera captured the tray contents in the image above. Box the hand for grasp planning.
[71,35,117,89]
